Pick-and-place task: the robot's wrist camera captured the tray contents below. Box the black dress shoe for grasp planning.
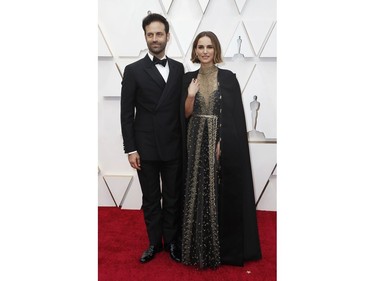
[165,243,181,262]
[140,245,162,263]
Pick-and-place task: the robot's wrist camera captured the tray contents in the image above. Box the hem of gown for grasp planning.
[182,261,221,270]
[220,253,262,267]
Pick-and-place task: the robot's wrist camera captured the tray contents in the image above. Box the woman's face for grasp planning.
[195,36,215,66]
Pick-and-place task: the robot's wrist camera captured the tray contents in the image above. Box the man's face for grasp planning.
[144,21,169,56]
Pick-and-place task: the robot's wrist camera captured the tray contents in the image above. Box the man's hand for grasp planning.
[128,152,141,170]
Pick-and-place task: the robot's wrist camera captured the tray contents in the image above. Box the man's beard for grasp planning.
[148,43,166,55]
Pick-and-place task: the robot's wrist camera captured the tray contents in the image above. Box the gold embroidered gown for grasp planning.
[182,65,221,269]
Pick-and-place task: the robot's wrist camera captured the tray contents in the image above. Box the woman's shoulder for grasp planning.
[183,70,199,82]
[184,70,199,77]
[218,67,235,77]
[183,70,198,86]
[218,67,237,83]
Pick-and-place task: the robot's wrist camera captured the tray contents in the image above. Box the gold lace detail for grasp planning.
[197,66,218,106]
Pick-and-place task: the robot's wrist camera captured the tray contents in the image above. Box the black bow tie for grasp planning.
[153,57,167,67]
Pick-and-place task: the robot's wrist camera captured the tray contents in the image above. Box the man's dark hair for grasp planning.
[142,13,169,34]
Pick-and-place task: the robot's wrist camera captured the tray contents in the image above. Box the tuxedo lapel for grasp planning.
[143,55,166,89]
[155,58,176,111]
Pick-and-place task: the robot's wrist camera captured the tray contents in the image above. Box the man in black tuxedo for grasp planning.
[120,13,184,264]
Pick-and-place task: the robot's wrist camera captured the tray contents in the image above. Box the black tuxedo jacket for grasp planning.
[121,55,184,161]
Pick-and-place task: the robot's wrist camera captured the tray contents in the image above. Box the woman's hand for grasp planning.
[185,78,199,118]
[216,141,221,161]
[187,78,199,98]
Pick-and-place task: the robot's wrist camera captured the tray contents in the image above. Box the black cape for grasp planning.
[180,68,262,266]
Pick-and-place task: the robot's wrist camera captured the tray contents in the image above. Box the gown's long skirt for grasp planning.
[182,91,221,269]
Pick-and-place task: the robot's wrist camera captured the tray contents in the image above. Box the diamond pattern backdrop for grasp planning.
[98,0,277,210]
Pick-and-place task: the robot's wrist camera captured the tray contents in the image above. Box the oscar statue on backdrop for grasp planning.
[233,36,245,60]
[248,95,266,141]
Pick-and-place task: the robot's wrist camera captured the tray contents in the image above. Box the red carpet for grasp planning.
[98,207,276,281]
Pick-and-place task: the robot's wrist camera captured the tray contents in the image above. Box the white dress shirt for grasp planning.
[148,53,170,82]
